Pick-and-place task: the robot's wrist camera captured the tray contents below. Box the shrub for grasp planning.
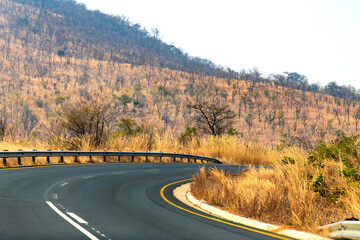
[281,156,295,164]
[58,98,110,148]
[307,134,360,201]
[117,118,142,136]
[179,126,197,145]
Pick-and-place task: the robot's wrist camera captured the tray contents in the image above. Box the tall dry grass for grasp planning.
[106,134,270,165]
[191,145,360,234]
[0,134,272,166]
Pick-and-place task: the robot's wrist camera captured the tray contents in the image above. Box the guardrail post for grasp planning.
[3,157,6,166]
[145,156,149,162]
[17,157,21,165]
[74,156,79,163]
[117,156,120,162]
[188,158,190,163]
[103,156,106,162]
[173,156,176,162]
[32,156,36,165]
[46,150,51,164]
[60,156,64,163]
[131,156,134,162]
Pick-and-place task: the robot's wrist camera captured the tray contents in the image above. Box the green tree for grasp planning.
[245,114,253,133]
[118,93,132,111]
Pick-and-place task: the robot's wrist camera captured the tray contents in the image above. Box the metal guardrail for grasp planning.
[320,220,360,239]
[0,150,222,166]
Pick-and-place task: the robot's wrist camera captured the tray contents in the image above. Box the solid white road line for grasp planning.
[46,201,99,240]
[83,176,93,179]
[67,212,88,224]
[52,194,59,200]
[60,182,68,187]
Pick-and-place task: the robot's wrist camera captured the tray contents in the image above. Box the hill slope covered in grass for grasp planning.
[0,0,360,149]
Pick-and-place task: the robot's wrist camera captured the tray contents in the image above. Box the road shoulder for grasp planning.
[174,183,328,240]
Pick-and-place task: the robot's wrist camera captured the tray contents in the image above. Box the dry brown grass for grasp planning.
[0,134,272,166]
[106,134,271,165]
[191,146,360,234]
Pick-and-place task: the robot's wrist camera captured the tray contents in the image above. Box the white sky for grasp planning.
[76,0,360,89]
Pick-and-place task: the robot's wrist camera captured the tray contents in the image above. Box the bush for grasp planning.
[307,134,360,201]
[179,126,197,145]
[308,135,359,168]
[117,118,142,136]
[58,98,110,148]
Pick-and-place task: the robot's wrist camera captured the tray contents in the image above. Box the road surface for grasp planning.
[0,163,291,240]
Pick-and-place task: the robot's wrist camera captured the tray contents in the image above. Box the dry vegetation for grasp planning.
[0,0,360,147]
[191,135,360,234]
[0,134,268,165]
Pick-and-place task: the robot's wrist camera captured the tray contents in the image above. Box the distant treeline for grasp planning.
[11,0,360,101]
[239,68,360,101]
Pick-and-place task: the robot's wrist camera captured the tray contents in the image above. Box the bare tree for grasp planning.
[355,107,360,132]
[22,104,39,136]
[188,99,236,136]
[0,116,7,140]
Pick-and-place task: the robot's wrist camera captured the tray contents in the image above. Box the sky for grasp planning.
[75,0,360,89]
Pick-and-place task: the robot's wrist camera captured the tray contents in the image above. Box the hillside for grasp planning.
[0,0,360,148]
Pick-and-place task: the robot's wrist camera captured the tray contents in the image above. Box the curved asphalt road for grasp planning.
[0,163,291,240]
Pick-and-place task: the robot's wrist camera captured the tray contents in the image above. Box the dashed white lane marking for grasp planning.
[83,176,93,179]
[46,201,99,240]
[60,182,69,187]
[112,172,125,175]
[146,169,159,172]
[67,212,88,225]
[52,194,59,200]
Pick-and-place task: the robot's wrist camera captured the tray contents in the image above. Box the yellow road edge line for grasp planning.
[160,179,292,240]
